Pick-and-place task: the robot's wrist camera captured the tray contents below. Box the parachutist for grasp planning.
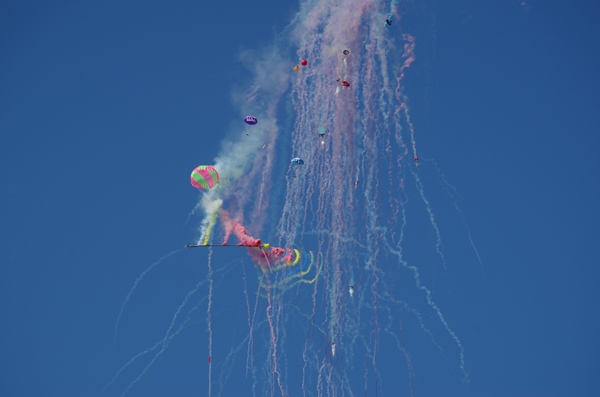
[336,78,350,88]
[331,342,336,357]
[244,115,257,136]
[349,285,354,297]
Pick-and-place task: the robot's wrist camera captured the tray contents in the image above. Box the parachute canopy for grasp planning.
[293,65,300,72]
[301,59,307,66]
[291,157,304,165]
[342,81,350,87]
[343,49,350,56]
[190,165,219,190]
[244,116,258,125]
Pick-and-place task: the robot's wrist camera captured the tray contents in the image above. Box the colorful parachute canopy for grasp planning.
[291,157,304,165]
[244,116,258,125]
[190,165,219,190]
[343,49,350,55]
[293,65,300,72]
[301,59,307,66]
[342,81,350,87]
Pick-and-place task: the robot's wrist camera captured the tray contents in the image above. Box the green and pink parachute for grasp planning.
[190,165,219,190]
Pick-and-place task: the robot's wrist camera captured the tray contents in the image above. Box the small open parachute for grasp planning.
[301,59,307,66]
[318,127,325,145]
[293,65,300,72]
[291,157,304,165]
[244,116,258,125]
[343,49,350,56]
[190,165,219,190]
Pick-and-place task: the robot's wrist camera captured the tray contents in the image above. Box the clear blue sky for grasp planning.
[1,1,599,396]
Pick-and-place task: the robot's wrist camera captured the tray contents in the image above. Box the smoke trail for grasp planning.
[178,0,472,395]
[113,248,182,346]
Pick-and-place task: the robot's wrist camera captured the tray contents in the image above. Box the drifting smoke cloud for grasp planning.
[197,45,290,242]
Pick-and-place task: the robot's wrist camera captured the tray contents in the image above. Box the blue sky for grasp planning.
[1,1,599,396]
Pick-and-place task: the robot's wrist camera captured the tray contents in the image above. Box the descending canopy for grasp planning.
[293,65,300,72]
[343,49,350,55]
[301,59,307,66]
[244,116,258,125]
[190,165,219,190]
[291,157,304,165]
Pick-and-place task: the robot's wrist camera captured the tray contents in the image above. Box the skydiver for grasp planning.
[331,342,336,357]
[349,285,354,297]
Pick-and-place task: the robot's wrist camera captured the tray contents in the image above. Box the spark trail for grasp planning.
[189,0,469,394]
[112,0,476,395]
